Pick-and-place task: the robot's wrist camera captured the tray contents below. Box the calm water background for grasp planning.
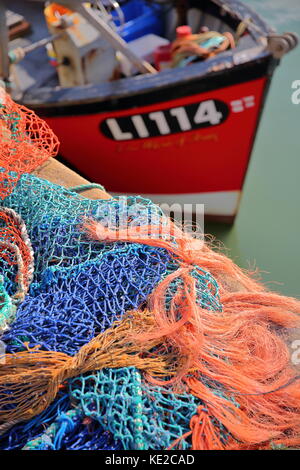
[206,0,300,298]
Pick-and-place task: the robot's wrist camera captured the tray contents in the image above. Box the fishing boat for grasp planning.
[1,0,298,222]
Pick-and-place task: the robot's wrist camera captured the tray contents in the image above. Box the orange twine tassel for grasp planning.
[169,406,226,450]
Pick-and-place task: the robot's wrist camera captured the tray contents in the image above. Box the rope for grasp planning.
[171,31,235,67]
[0,419,20,435]
[0,207,34,303]
[69,183,106,193]
[0,310,172,433]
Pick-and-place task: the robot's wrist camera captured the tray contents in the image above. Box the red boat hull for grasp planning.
[44,76,268,220]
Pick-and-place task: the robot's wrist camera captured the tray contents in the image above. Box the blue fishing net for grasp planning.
[0,390,122,451]
[3,243,171,355]
[0,391,70,450]
[23,409,122,451]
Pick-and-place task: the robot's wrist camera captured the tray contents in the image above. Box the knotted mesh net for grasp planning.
[23,409,122,451]
[0,89,299,450]
[69,367,231,450]
[0,88,59,199]
[0,391,70,450]
[1,173,166,283]
[3,243,171,356]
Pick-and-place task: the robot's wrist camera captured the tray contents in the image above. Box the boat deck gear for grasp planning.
[118,34,170,77]
[53,0,157,75]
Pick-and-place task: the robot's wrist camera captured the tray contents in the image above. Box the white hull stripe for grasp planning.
[111,191,241,217]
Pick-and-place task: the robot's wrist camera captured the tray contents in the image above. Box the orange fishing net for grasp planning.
[0,88,59,199]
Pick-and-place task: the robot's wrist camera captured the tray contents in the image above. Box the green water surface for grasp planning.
[206,0,300,298]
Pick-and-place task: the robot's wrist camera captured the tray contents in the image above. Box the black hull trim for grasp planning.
[24,53,277,118]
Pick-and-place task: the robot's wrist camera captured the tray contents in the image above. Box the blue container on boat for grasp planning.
[112,0,164,42]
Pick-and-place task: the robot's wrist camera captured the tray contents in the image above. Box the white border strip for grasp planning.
[111,191,241,217]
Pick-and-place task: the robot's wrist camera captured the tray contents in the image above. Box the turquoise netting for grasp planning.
[69,367,230,450]
[0,173,166,290]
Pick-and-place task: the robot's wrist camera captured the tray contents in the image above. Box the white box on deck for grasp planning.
[118,34,170,77]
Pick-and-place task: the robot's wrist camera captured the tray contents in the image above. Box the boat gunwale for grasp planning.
[21,51,277,117]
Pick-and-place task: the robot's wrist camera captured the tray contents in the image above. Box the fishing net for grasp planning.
[23,409,122,451]
[0,88,59,199]
[0,171,220,356]
[0,387,121,451]
[0,173,166,286]
[69,366,231,450]
[0,277,15,333]
[0,89,300,450]
[0,391,70,450]
[3,243,172,355]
